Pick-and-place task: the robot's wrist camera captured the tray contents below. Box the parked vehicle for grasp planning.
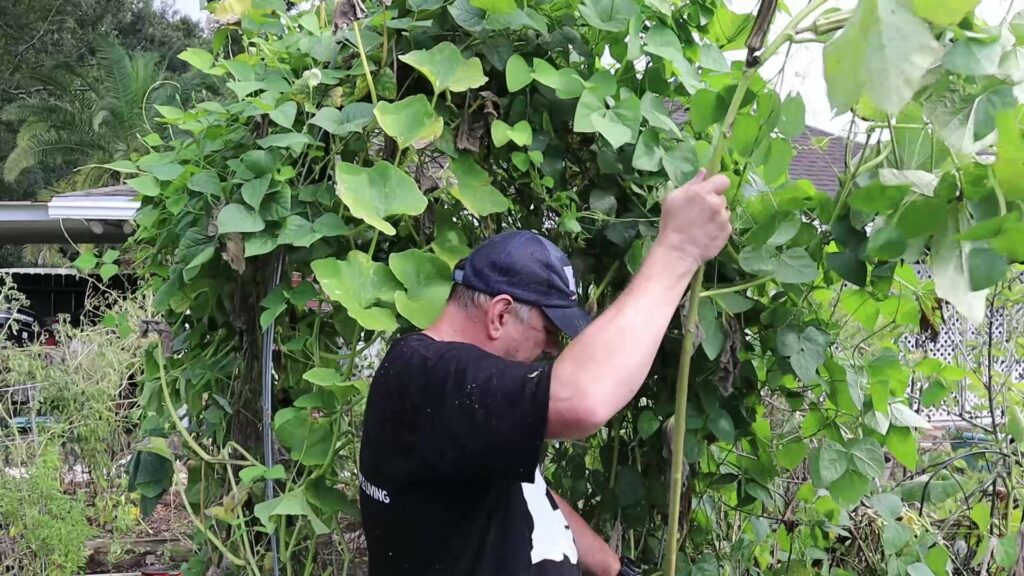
[0,306,38,347]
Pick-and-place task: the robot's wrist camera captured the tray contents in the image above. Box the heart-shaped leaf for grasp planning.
[309,103,375,135]
[490,120,533,147]
[579,0,636,32]
[277,215,322,247]
[271,408,333,467]
[399,42,488,93]
[775,248,818,284]
[530,59,585,99]
[643,24,702,94]
[216,203,266,233]
[389,249,452,328]
[187,171,222,195]
[270,101,298,128]
[311,251,403,332]
[241,175,271,208]
[824,0,944,114]
[335,161,427,235]
[257,132,315,151]
[128,175,162,197]
[374,95,443,149]
[449,155,510,216]
[506,54,532,92]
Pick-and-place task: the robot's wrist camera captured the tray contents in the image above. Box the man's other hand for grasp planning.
[655,169,732,267]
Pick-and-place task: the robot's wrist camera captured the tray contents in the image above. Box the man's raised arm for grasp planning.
[547,172,732,439]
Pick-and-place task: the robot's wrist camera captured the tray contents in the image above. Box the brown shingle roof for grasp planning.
[667,105,860,195]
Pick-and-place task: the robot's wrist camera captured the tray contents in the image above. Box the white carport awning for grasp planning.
[0,185,140,245]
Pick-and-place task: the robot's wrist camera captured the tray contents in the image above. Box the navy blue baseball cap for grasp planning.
[453,230,591,338]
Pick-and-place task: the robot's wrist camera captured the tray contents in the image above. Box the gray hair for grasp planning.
[450,284,534,322]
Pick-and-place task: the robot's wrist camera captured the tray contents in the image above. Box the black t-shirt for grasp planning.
[359,333,581,576]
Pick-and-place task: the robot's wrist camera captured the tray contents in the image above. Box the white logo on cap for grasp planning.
[563,266,576,299]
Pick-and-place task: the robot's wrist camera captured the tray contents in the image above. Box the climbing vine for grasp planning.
[98,0,1024,573]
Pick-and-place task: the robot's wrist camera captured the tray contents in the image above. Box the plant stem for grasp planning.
[352,22,377,105]
[701,275,773,297]
[664,65,752,576]
[662,2,829,572]
[177,486,250,568]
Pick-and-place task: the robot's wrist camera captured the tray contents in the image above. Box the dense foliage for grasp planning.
[0,279,151,575]
[74,0,1024,573]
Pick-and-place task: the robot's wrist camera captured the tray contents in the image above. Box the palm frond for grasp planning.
[3,129,104,183]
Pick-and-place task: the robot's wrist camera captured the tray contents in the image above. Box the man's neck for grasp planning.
[423,306,494,352]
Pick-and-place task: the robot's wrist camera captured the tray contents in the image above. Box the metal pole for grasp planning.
[262,252,285,576]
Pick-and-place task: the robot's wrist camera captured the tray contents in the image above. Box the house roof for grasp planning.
[791,126,861,195]
[668,105,858,195]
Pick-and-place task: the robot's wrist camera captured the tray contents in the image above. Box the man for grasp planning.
[358,171,732,575]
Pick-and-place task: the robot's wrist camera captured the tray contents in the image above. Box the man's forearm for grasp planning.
[548,242,698,439]
[552,492,620,576]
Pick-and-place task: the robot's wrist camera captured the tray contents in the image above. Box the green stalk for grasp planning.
[662,71,749,575]
[661,1,830,572]
[352,21,378,105]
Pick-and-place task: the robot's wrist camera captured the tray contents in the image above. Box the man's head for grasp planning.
[427,231,591,362]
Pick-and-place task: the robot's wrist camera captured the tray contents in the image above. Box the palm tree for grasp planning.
[1,38,169,189]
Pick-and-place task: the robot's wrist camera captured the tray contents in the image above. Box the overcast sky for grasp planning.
[168,0,1015,133]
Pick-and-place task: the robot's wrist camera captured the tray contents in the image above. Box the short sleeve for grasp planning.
[407,341,551,483]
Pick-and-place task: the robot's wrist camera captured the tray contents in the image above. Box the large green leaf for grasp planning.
[775,248,818,284]
[335,161,427,235]
[374,95,444,149]
[309,103,375,135]
[257,132,315,151]
[706,4,753,51]
[688,90,728,133]
[389,249,452,328]
[925,83,1016,155]
[269,101,297,128]
[254,488,330,535]
[848,437,886,478]
[531,59,585,99]
[272,408,333,467]
[506,54,533,92]
[643,24,702,94]
[277,215,322,247]
[216,203,266,233]
[779,94,806,138]
[449,155,511,216]
[1008,405,1024,445]
[968,246,1008,291]
[639,92,681,137]
[400,43,487,94]
[912,0,979,25]
[470,0,515,12]
[187,171,223,196]
[824,0,944,113]
[995,110,1024,201]
[812,441,848,487]
[778,326,828,384]
[829,470,870,508]
[944,35,1012,77]
[882,522,914,556]
[491,120,533,147]
[311,251,402,331]
[578,0,636,32]
[932,215,989,323]
[868,493,904,522]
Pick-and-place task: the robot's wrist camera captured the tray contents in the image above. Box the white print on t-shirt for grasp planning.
[359,472,390,504]
[521,467,579,565]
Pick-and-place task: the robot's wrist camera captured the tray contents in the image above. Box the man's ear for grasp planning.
[485,294,515,340]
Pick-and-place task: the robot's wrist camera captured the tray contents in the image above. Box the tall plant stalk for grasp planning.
[662,0,832,571]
